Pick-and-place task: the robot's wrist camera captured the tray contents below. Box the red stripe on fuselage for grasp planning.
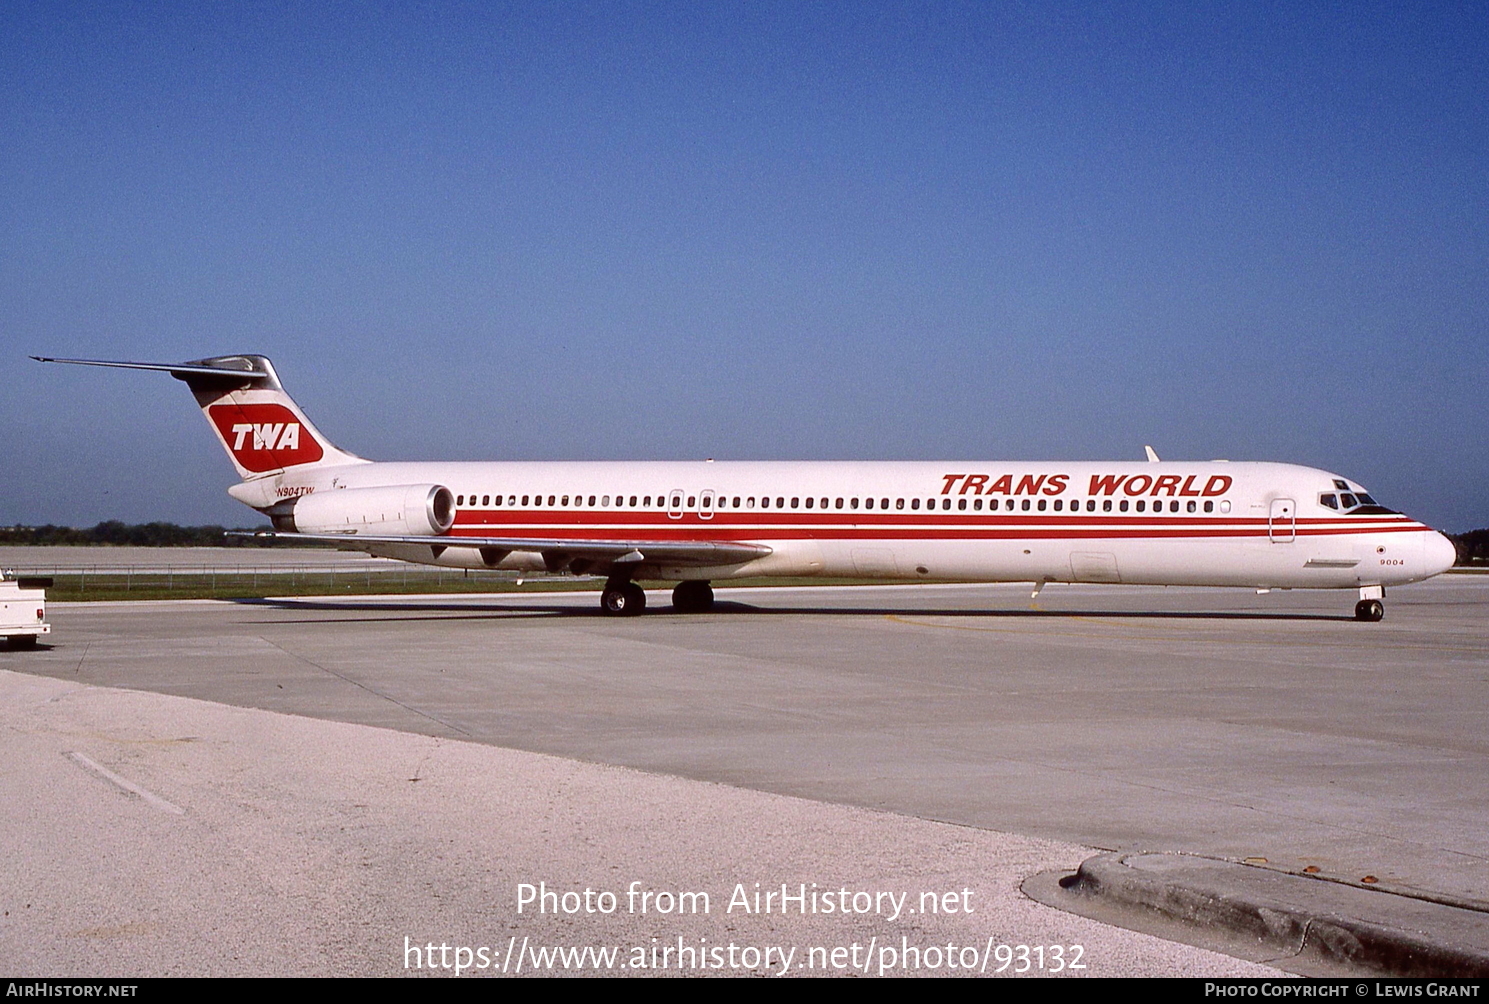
[444,513,1425,544]
[450,510,1416,530]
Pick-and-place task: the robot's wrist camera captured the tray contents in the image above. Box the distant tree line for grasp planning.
[0,521,283,547]
[1449,530,1489,566]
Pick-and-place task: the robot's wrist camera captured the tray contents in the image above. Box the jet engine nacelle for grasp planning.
[274,484,455,536]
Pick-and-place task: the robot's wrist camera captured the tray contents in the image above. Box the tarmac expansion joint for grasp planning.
[1022,850,1489,978]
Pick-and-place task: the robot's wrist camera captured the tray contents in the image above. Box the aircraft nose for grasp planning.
[1425,532,1458,577]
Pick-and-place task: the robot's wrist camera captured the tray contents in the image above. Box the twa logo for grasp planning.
[231,422,300,451]
[208,403,325,473]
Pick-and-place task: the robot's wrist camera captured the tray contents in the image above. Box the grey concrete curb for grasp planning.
[1030,852,1489,978]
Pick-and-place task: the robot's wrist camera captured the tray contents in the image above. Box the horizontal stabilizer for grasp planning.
[32,356,277,385]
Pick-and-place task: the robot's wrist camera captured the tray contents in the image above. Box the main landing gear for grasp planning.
[672,580,714,614]
[599,579,715,616]
[600,578,646,616]
[1355,585,1384,622]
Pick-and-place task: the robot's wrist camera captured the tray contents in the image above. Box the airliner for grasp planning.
[35,354,1457,620]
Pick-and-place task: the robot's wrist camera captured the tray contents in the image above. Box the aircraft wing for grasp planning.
[232,530,771,567]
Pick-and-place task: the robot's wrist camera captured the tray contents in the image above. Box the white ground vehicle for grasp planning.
[0,573,51,648]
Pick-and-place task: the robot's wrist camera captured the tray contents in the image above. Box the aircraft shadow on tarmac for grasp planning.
[230,597,1354,623]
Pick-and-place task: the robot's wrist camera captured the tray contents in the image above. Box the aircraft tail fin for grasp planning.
[32,354,366,480]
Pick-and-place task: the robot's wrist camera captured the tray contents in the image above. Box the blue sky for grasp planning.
[2,2,1485,529]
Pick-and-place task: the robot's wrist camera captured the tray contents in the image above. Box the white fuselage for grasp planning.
[235,459,1458,590]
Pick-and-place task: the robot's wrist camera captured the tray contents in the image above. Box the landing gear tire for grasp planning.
[1355,599,1384,622]
[600,582,646,616]
[672,580,714,613]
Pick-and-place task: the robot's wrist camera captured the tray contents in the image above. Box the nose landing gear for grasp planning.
[1355,585,1384,622]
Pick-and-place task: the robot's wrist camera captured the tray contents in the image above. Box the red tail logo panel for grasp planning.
[208,403,324,473]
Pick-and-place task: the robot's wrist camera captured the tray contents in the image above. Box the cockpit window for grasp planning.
[1323,489,1397,515]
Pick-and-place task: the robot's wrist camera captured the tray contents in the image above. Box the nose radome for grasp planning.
[1425,532,1458,577]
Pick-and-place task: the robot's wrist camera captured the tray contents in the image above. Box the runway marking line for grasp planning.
[65,750,184,815]
[882,614,1488,653]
